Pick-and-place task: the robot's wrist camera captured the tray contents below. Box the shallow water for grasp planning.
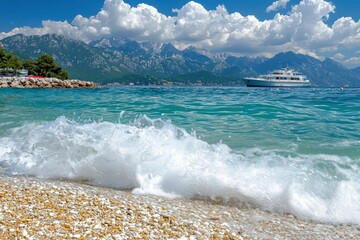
[1,87,360,225]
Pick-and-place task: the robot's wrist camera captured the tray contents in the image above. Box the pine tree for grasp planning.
[0,49,69,79]
[23,60,37,75]
[0,48,23,75]
[34,54,69,79]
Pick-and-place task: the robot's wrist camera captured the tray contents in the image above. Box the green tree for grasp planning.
[0,48,23,76]
[35,54,68,80]
[0,48,5,60]
[0,50,68,79]
[23,60,37,75]
[57,69,69,80]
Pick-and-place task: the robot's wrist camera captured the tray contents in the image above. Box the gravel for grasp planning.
[0,176,359,239]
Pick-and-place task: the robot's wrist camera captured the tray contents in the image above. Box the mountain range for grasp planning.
[1,34,360,87]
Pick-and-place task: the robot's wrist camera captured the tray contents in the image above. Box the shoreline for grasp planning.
[0,176,359,239]
[0,77,98,88]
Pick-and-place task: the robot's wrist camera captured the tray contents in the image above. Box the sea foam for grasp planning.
[0,116,360,225]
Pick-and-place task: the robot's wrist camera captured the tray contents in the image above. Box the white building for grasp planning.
[17,69,28,77]
[0,68,28,77]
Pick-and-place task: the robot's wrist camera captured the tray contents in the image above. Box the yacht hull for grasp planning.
[243,78,310,87]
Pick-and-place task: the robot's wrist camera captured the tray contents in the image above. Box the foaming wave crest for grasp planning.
[0,116,360,225]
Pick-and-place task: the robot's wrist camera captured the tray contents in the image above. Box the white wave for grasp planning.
[320,140,360,147]
[0,116,360,225]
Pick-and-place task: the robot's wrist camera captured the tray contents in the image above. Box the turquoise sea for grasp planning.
[1,87,360,225]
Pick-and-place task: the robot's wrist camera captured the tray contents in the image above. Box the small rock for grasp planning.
[210,215,221,221]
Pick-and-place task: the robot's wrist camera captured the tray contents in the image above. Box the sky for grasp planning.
[1,0,360,68]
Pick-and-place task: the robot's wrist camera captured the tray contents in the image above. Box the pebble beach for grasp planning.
[0,176,359,239]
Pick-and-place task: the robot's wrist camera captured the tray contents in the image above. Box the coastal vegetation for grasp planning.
[0,48,68,80]
[0,48,22,75]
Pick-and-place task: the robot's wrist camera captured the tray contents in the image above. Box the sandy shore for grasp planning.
[0,176,359,239]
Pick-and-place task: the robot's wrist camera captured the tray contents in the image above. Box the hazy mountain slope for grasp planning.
[256,52,360,87]
[2,34,360,86]
[1,34,134,81]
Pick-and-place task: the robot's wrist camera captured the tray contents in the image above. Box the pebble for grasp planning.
[210,215,221,220]
[0,175,359,239]
[0,77,99,88]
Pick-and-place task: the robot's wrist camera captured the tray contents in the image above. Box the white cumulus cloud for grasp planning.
[332,53,345,60]
[266,0,290,13]
[344,57,360,68]
[1,0,360,67]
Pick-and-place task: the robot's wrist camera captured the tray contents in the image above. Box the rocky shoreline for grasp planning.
[0,176,359,239]
[0,77,98,88]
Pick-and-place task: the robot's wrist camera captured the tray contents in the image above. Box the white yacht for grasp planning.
[243,68,310,87]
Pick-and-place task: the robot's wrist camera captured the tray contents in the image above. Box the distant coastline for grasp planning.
[0,77,99,88]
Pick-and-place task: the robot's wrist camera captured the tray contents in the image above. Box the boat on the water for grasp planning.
[243,68,310,87]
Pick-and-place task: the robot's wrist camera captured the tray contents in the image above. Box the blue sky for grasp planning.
[1,0,360,67]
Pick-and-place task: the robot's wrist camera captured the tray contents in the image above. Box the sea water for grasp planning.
[0,87,360,225]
